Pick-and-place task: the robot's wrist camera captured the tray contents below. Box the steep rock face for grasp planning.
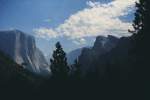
[78,35,119,76]
[94,36,134,80]
[0,30,50,75]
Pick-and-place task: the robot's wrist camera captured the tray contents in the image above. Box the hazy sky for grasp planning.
[0,0,137,56]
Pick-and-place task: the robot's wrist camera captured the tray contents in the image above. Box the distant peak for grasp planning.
[0,29,34,40]
[107,35,118,39]
[107,35,119,42]
[0,29,23,33]
[94,35,119,48]
[95,35,119,42]
[96,35,106,39]
[95,36,106,41]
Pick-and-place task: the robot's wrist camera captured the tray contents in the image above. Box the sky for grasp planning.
[0,0,138,56]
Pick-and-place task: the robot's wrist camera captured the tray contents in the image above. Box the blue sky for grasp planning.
[0,0,89,31]
[0,0,137,56]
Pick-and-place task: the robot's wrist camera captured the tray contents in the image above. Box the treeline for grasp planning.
[0,0,149,99]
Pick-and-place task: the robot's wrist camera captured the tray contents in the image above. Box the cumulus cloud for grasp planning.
[34,0,137,44]
[33,27,58,38]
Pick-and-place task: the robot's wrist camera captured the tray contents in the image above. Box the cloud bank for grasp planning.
[34,0,137,44]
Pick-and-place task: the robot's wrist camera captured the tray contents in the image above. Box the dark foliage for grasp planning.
[131,0,150,80]
[0,50,45,93]
[71,59,82,80]
[50,42,70,79]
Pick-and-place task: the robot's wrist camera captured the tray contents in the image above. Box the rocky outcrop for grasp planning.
[78,35,119,76]
[0,30,50,75]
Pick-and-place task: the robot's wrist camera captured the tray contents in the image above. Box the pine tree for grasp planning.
[132,0,150,58]
[130,0,150,79]
[50,42,69,79]
[132,0,150,40]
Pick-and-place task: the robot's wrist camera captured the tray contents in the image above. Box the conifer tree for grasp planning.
[131,0,150,57]
[131,0,150,40]
[50,42,69,79]
[131,0,150,79]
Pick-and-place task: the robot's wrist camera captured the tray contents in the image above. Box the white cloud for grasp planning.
[86,1,101,7]
[33,27,58,39]
[34,0,137,44]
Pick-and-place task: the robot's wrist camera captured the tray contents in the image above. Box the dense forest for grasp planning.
[0,0,150,99]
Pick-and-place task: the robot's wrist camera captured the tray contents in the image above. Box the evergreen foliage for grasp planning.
[50,42,69,79]
[131,0,150,79]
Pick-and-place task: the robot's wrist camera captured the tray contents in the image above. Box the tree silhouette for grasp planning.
[131,0,150,43]
[130,0,150,79]
[50,42,69,79]
[73,59,81,80]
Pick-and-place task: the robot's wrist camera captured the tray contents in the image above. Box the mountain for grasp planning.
[67,48,82,65]
[0,30,50,75]
[93,36,134,80]
[78,35,119,77]
[0,50,38,84]
[77,34,137,80]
